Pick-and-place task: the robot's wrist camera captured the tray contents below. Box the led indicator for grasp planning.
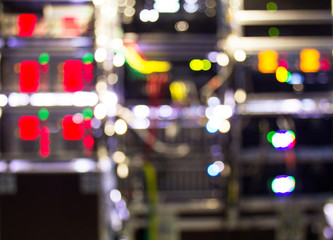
[17,14,37,37]
[258,50,278,73]
[63,60,84,92]
[82,53,94,64]
[19,116,40,140]
[82,108,93,120]
[83,135,94,148]
[19,60,40,93]
[38,108,49,121]
[62,115,84,140]
[300,49,320,73]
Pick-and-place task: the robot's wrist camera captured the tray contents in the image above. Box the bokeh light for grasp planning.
[271,175,295,195]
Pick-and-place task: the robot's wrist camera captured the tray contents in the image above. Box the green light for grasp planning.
[38,108,49,121]
[82,53,94,64]
[82,108,93,119]
[286,71,292,83]
[267,131,275,143]
[268,27,280,37]
[266,2,278,12]
[190,59,203,71]
[39,53,50,65]
[202,59,212,71]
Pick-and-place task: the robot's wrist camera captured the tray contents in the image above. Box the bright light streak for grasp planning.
[8,93,29,107]
[72,159,96,173]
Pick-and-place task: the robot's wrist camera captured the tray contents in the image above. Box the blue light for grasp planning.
[206,120,219,133]
[207,163,220,177]
[271,175,295,195]
[288,73,304,85]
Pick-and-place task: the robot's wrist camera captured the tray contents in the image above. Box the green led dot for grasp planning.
[82,53,94,64]
[82,108,93,119]
[268,27,280,37]
[266,2,278,12]
[39,53,50,65]
[286,71,292,83]
[202,59,212,71]
[38,108,49,121]
[267,131,275,143]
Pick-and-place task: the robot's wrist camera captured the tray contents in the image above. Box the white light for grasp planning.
[272,132,294,148]
[111,38,123,51]
[95,48,107,62]
[113,54,125,67]
[96,34,109,47]
[104,121,115,136]
[281,99,302,113]
[114,119,128,135]
[94,103,107,120]
[207,96,221,106]
[0,161,7,172]
[110,189,122,203]
[73,92,99,106]
[101,91,118,106]
[133,105,150,118]
[117,163,129,178]
[0,94,8,107]
[207,51,219,63]
[302,98,316,112]
[234,49,246,62]
[132,118,150,129]
[72,159,96,173]
[158,105,173,118]
[217,52,229,66]
[183,2,199,13]
[8,93,29,107]
[139,9,150,22]
[92,0,104,6]
[154,0,180,13]
[30,93,57,106]
[175,21,189,32]
[234,89,247,103]
[271,176,295,195]
[212,104,233,120]
[124,6,136,17]
[219,119,231,133]
[149,9,159,22]
[113,151,126,164]
[98,157,111,171]
[9,160,32,172]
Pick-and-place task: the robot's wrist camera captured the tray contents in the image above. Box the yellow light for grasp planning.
[234,89,247,103]
[112,151,126,164]
[114,119,128,135]
[219,119,231,133]
[276,66,289,83]
[117,163,129,178]
[202,59,212,71]
[258,50,278,73]
[169,81,187,102]
[190,59,203,71]
[125,46,171,74]
[300,49,320,73]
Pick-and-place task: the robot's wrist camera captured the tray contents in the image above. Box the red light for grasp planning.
[61,17,81,37]
[40,127,50,157]
[320,59,330,72]
[83,63,94,82]
[19,60,40,93]
[278,59,289,69]
[17,14,37,37]
[83,135,94,149]
[63,60,84,92]
[62,115,84,140]
[19,116,40,140]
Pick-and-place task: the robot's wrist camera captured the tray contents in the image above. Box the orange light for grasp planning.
[300,49,320,73]
[258,50,279,73]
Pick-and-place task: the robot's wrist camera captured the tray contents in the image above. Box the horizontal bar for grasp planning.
[234,10,333,25]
